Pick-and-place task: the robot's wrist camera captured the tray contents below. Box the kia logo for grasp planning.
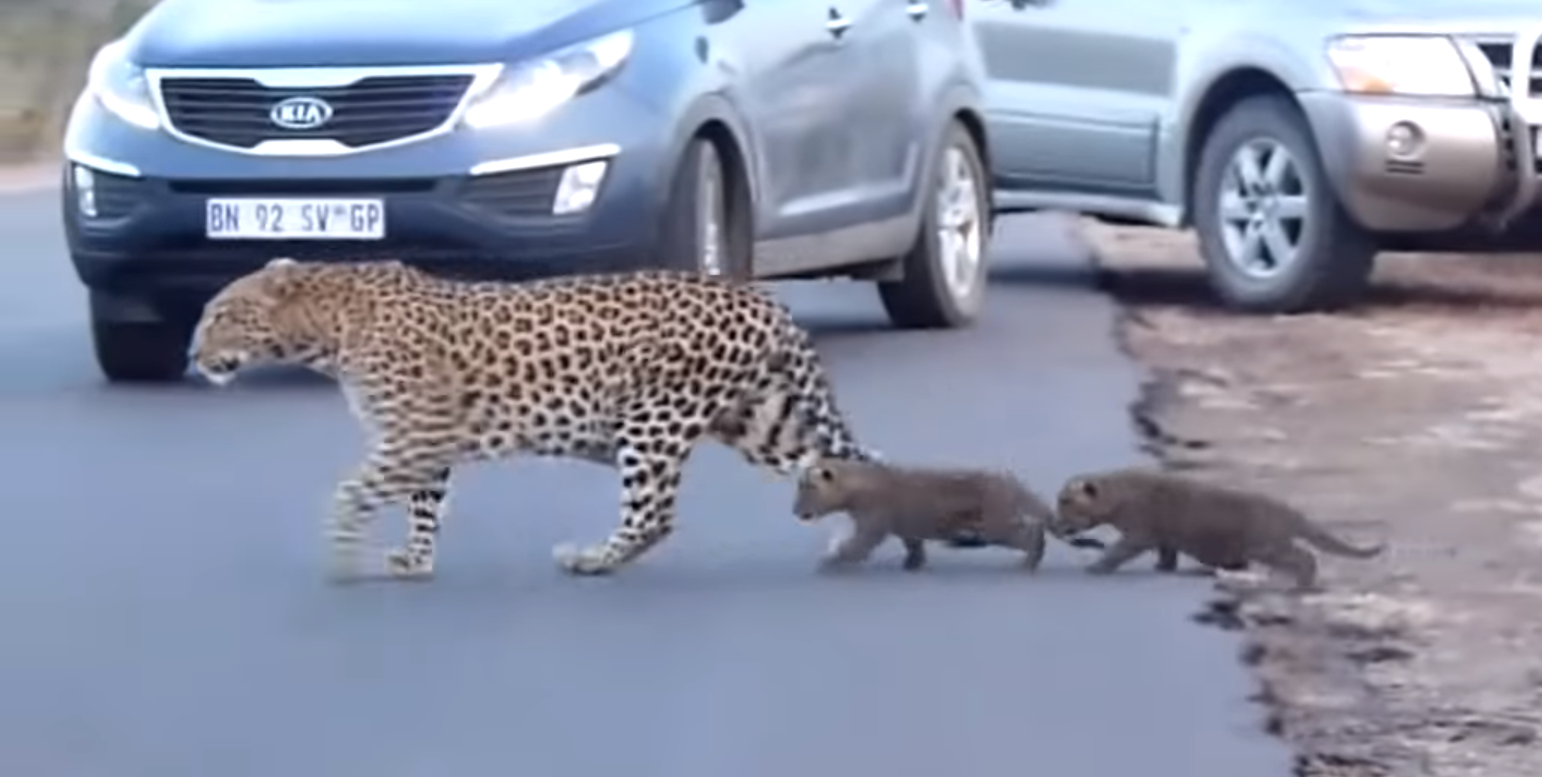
[268,96,333,130]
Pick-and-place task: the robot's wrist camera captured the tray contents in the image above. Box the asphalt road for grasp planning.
[0,197,1291,777]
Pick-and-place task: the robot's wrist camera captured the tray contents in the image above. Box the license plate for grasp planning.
[205,198,385,240]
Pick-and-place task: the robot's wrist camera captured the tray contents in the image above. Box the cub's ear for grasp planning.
[796,463,833,483]
[1065,476,1097,500]
[265,256,298,268]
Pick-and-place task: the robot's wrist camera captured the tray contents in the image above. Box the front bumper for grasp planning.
[1300,30,1542,236]
[61,78,673,300]
[1298,91,1511,233]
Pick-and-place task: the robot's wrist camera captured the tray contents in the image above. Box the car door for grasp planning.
[804,0,924,227]
[727,0,861,241]
[970,0,1187,195]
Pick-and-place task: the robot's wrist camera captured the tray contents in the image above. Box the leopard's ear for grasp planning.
[258,257,304,300]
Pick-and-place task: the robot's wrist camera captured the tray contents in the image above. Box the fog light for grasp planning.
[72,164,97,218]
[1386,121,1424,159]
[552,161,608,215]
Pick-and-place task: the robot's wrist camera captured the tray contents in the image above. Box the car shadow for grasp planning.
[987,261,1096,292]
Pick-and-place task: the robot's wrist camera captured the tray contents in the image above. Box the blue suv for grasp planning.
[61,0,993,383]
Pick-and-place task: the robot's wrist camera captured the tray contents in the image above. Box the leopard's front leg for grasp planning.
[329,449,452,584]
[383,466,452,580]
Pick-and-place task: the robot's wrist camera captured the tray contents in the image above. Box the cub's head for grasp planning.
[792,458,870,522]
[1054,473,1118,535]
[190,257,314,385]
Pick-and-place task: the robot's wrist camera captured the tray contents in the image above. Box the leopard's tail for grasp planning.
[774,320,883,466]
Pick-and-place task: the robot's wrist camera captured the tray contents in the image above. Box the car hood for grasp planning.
[127,0,682,68]
[1337,0,1542,35]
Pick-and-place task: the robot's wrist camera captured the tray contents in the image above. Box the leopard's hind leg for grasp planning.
[554,393,711,576]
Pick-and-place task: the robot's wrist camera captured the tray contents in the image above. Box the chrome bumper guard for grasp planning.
[1464,28,1542,228]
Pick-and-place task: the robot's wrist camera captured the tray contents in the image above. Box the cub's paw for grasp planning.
[384,549,435,582]
[552,543,617,577]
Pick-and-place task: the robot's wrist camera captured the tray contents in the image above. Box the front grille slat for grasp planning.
[157,73,474,151]
[1472,39,1542,95]
[459,168,566,220]
[90,171,145,219]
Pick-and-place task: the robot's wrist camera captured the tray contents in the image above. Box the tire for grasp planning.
[879,120,991,329]
[660,136,750,279]
[91,311,193,384]
[1192,94,1377,314]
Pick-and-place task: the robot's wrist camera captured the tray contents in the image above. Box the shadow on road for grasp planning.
[1097,261,1542,314]
[988,262,1093,292]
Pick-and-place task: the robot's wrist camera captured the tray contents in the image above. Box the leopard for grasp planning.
[188,257,883,581]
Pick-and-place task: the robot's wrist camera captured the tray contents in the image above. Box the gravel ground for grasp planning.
[1082,219,1542,777]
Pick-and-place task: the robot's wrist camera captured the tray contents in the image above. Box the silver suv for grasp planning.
[971,0,1542,312]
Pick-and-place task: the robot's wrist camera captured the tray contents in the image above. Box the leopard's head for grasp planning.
[190,257,317,385]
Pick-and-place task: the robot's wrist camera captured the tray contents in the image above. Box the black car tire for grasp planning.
[878,120,990,329]
[1192,94,1377,314]
[660,136,750,279]
[91,312,193,384]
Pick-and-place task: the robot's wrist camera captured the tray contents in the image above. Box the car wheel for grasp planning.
[878,120,990,329]
[661,136,749,279]
[1192,94,1376,314]
[91,310,192,384]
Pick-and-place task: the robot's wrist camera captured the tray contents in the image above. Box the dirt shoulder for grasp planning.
[1082,220,1542,777]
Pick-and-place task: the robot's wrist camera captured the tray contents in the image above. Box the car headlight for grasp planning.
[463,29,634,129]
[1325,35,1475,97]
[86,39,160,130]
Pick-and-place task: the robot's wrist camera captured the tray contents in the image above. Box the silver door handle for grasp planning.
[906,1,927,19]
[826,8,852,36]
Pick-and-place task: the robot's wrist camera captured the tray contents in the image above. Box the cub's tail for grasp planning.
[1297,518,1384,558]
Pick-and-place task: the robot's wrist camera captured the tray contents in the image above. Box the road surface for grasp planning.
[0,194,1291,777]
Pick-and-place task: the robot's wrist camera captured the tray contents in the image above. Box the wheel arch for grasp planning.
[657,94,757,261]
[1179,67,1300,227]
[949,104,994,226]
[923,84,992,226]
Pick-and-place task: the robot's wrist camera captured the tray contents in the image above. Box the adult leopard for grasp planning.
[189,258,880,580]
